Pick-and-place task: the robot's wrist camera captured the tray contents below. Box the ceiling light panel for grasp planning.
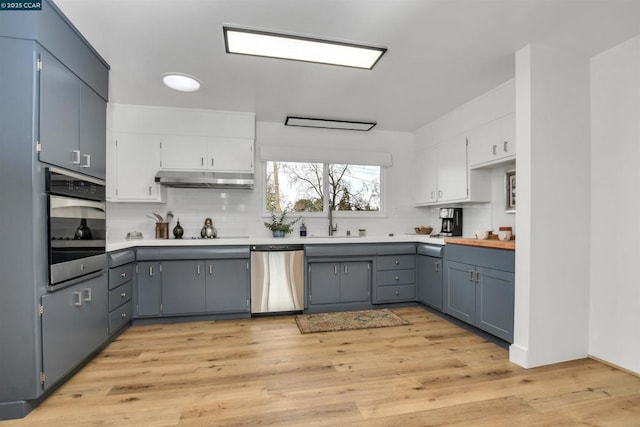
[285,117,376,131]
[224,26,386,69]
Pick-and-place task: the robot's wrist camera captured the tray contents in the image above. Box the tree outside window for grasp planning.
[265,161,380,213]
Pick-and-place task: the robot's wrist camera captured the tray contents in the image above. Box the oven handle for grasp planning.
[47,269,106,293]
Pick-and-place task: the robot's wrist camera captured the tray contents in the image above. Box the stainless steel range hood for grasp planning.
[155,170,254,189]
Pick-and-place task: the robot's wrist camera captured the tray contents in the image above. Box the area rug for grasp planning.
[295,309,410,334]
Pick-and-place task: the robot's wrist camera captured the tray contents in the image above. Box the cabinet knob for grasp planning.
[395,260,400,265]
[395,276,399,280]
[121,272,127,278]
[395,291,400,296]
[121,292,127,299]
[121,313,127,318]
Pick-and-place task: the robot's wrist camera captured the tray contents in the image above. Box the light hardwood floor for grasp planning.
[4,306,640,426]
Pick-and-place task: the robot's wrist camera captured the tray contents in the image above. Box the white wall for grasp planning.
[107,119,426,242]
[511,44,591,368]
[589,36,640,373]
[412,79,516,236]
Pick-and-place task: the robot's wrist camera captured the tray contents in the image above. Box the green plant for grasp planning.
[264,211,301,234]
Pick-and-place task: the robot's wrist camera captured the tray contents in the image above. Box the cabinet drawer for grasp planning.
[109,263,134,290]
[109,281,133,311]
[377,255,416,270]
[376,284,416,302]
[377,269,415,285]
[109,300,133,334]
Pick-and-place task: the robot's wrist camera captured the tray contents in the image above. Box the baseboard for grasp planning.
[589,355,640,378]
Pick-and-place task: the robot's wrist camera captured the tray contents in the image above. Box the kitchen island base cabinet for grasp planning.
[308,262,371,306]
[443,244,514,343]
[40,273,108,390]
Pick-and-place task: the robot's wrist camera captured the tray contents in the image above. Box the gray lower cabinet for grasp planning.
[308,261,371,305]
[40,273,108,390]
[374,253,416,303]
[107,258,134,335]
[135,249,250,317]
[135,261,162,317]
[417,254,443,310]
[205,259,249,313]
[443,244,515,342]
[161,260,206,315]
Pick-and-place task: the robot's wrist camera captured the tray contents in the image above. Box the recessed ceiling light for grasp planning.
[285,116,377,131]
[223,26,386,70]
[162,73,201,92]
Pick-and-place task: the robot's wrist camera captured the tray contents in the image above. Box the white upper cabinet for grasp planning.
[414,134,490,206]
[111,132,165,203]
[160,136,254,172]
[467,113,515,168]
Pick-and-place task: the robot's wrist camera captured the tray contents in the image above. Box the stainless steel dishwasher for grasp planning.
[250,244,304,314]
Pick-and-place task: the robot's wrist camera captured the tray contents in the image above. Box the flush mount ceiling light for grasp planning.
[285,116,376,131]
[162,73,201,92]
[223,26,386,70]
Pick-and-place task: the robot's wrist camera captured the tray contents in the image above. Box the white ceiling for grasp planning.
[53,0,640,132]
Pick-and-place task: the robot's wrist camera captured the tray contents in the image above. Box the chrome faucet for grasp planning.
[328,209,337,236]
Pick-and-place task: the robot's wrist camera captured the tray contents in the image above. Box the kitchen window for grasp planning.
[265,161,382,214]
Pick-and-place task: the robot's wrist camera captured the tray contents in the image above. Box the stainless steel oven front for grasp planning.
[46,168,106,291]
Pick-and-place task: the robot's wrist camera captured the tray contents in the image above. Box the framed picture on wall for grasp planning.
[506,170,516,213]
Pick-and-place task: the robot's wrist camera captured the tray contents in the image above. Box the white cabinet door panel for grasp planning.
[113,133,163,201]
[437,134,468,202]
[414,147,438,205]
[160,135,209,170]
[207,138,254,172]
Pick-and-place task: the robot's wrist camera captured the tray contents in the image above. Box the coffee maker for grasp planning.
[439,207,463,236]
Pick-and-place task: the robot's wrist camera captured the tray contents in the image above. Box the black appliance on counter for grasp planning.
[439,207,463,236]
[46,168,107,291]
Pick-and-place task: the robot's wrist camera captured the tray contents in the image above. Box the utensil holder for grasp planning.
[155,223,169,239]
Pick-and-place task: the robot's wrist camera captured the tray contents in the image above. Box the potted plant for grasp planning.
[264,211,301,237]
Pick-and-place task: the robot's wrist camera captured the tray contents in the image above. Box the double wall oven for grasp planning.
[46,168,106,291]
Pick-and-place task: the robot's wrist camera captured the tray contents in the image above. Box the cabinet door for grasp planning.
[340,262,370,303]
[417,255,443,310]
[136,262,162,316]
[161,260,206,315]
[38,49,80,170]
[79,83,106,179]
[206,259,249,313]
[207,137,254,172]
[160,135,208,170]
[444,260,475,323]
[467,119,500,167]
[437,135,468,202]
[476,266,514,342]
[498,113,516,159]
[413,146,438,205]
[113,133,163,201]
[309,262,341,305]
[41,274,108,390]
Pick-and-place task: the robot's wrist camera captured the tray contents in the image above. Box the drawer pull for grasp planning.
[395,291,400,296]
[395,276,399,280]
[121,292,127,299]
[395,260,400,265]
[121,272,127,278]
[121,313,127,319]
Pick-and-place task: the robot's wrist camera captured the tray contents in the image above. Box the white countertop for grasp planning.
[107,234,446,252]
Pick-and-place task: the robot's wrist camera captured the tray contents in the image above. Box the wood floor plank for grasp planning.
[4,306,640,426]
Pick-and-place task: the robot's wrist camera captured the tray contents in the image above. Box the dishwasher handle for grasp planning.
[251,244,304,251]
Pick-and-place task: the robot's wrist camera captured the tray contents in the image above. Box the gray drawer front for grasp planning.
[376,284,416,302]
[305,244,377,257]
[377,269,415,285]
[109,281,133,311]
[377,244,416,255]
[444,244,515,272]
[108,249,135,268]
[136,246,250,261]
[109,263,134,290]
[377,255,416,270]
[109,300,133,334]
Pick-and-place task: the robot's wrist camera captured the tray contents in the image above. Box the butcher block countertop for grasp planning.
[444,236,516,250]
